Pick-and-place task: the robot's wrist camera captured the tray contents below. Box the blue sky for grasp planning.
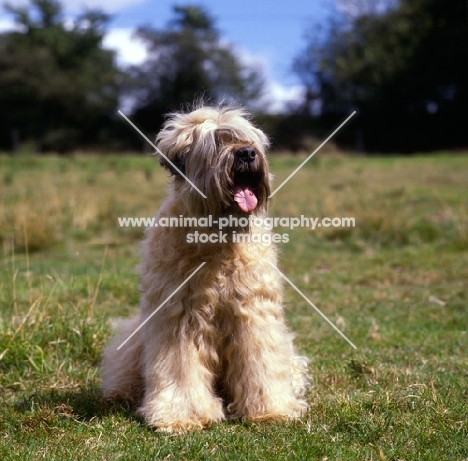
[1,0,340,110]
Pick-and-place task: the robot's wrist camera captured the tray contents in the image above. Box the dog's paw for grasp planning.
[138,394,225,431]
[152,417,213,433]
[146,413,224,433]
[228,393,308,422]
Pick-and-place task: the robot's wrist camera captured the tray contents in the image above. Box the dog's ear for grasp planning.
[158,153,186,176]
[156,123,197,177]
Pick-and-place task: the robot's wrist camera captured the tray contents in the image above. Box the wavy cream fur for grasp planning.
[101,105,309,432]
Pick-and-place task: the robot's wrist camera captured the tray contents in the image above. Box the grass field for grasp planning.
[0,152,467,460]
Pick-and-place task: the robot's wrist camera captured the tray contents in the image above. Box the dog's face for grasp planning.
[156,106,271,216]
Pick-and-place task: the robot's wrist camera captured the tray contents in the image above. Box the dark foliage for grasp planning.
[0,0,124,152]
[293,0,468,152]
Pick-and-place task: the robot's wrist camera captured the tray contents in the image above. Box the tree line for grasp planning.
[0,0,465,153]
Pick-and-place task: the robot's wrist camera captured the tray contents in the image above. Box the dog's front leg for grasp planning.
[223,307,308,421]
[138,325,224,432]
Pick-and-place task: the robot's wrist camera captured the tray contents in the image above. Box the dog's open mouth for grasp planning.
[233,183,258,213]
[231,147,266,213]
[232,170,264,212]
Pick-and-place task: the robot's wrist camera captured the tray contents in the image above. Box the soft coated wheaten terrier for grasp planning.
[101,105,309,431]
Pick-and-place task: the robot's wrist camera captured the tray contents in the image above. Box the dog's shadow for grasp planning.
[13,387,298,437]
[13,386,144,427]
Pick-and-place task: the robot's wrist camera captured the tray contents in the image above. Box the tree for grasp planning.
[129,5,265,136]
[293,0,468,151]
[0,0,123,151]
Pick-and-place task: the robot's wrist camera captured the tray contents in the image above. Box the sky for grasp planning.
[0,0,342,112]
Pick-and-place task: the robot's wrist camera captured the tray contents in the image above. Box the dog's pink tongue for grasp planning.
[234,186,258,212]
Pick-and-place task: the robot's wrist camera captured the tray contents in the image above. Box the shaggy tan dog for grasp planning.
[101,105,309,431]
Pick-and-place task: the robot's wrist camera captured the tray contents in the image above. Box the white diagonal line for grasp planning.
[269,111,356,198]
[118,110,207,199]
[117,262,206,350]
[268,261,357,349]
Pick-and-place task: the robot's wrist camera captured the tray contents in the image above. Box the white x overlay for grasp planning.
[268,262,357,349]
[117,108,357,351]
[269,111,356,198]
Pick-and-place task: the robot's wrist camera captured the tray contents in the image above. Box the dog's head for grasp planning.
[156,105,271,216]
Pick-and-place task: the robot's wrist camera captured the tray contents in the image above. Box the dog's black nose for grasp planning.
[236,147,256,163]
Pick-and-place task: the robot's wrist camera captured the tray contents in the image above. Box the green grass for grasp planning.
[1,152,467,460]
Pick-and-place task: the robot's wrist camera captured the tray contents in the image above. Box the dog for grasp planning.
[101,104,309,432]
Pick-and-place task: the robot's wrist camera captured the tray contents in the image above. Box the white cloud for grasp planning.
[70,0,146,12]
[335,0,396,17]
[231,45,305,113]
[263,81,305,114]
[103,28,147,66]
[0,17,20,32]
[1,13,148,67]
[2,0,146,14]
